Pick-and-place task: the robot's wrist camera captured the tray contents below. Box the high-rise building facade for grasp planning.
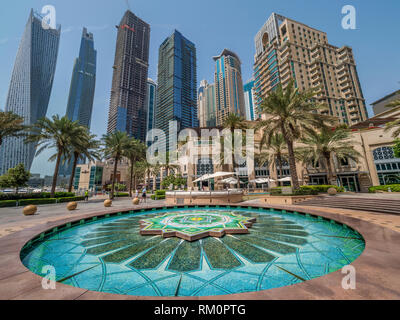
[59,27,97,177]
[213,49,246,126]
[244,80,256,121]
[155,30,198,148]
[66,28,97,127]
[198,80,216,127]
[107,10,150,141]
[0,10,61,175]
[145,78,157,145]
[253,13,367,125]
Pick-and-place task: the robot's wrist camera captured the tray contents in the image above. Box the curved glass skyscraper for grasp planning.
[0,9,61,175]
[59,27,97,177]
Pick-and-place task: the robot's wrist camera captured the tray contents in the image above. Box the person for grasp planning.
[141,186,147,203]
[135,189,139,199]
[84,190,89,201]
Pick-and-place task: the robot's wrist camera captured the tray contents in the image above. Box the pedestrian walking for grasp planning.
[141,187,147,203]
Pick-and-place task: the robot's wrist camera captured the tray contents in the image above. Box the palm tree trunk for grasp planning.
[325,155,335,185]
[285,138,300,190]
[129,161,134,197]
[51,148,63,198]
[277,153,284,187]
[111,157,119,200]
[68,153,79,193]
[232,152,240,189]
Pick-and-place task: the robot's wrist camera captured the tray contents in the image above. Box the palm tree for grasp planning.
[256,133,287,185]
[162,151,181,177]
[222,113,249,188]
[297,124,361,185]
[0,111,26,146]
[152,163,161,191]
[257,80,335,189]
[67,129,100,192]
[123,137,146,196]
[102,131,130,199]
[25,115,82,197]
[384,100,400,138]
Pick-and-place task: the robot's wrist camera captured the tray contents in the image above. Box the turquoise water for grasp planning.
[21,207,365,297]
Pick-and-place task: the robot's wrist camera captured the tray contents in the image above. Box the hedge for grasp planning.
[369,184,400,193]
[151,194,166,200]
[18,198,57,206]
[155,190,166,196]
[299,185,345,193]
[115,192,129,197]
[57,196,85,203]
[0,192,75,201]
[0,196,86,207]
[0,200,18,208]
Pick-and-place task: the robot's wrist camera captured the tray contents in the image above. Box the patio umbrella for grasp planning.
[277,177,302,182]
[219,177,238,184]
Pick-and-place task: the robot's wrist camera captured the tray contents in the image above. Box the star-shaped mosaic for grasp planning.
[139,210,256,241]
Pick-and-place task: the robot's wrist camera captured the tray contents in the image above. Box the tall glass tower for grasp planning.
[107,10,150,141]
[146,78,157,133]
[66,28,96,127]
[244,80,256,121]
[213,49,245,126]
[59,27,97,177]
[155,30,197,150]
[0,9,61,175]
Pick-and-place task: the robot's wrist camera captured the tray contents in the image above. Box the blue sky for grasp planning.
[0,0,399,176]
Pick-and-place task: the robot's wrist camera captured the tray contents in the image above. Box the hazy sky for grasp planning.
[0,0,399,176]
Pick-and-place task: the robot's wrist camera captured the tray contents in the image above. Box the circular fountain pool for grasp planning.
[21,207,365,297]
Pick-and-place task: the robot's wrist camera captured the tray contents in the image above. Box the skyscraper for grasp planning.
[107,10,150,141]
[253,13,367,124]
[198,80,216,127]
[243,80,256,121]
[0,9,61,175]
[155,30,197,149]
[59,27,97,177]
[66,28,97,127]
[213,49,246,126]
[145,78,157,133]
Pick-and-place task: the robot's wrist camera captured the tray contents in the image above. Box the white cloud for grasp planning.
[61,26,74,34]
[0,38,8,45]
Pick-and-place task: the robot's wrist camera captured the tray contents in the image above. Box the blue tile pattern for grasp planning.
[21,207,364,297]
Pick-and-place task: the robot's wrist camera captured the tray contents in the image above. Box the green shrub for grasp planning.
[0,200,18,208]
[155,190,166,196]
[57,196,85,203]
[0,192,75,201]
[293,188,318,196]
[270,187,282,195]
[300,185,344,193]
[115,192,129,197]
[18,198,57,206]
[369,184,400,193]
[151,194,166,200]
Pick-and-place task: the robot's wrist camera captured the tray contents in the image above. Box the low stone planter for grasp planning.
[261,195,316,205]
[104,199,112,207]
[23,205,37,216]
[166,190,244,205]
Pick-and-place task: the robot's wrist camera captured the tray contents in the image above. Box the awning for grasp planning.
[219,177,238,184]
[208,171,236,179]
[193,174,212,183]
[251,177,276,183]
[277,176,303,182]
